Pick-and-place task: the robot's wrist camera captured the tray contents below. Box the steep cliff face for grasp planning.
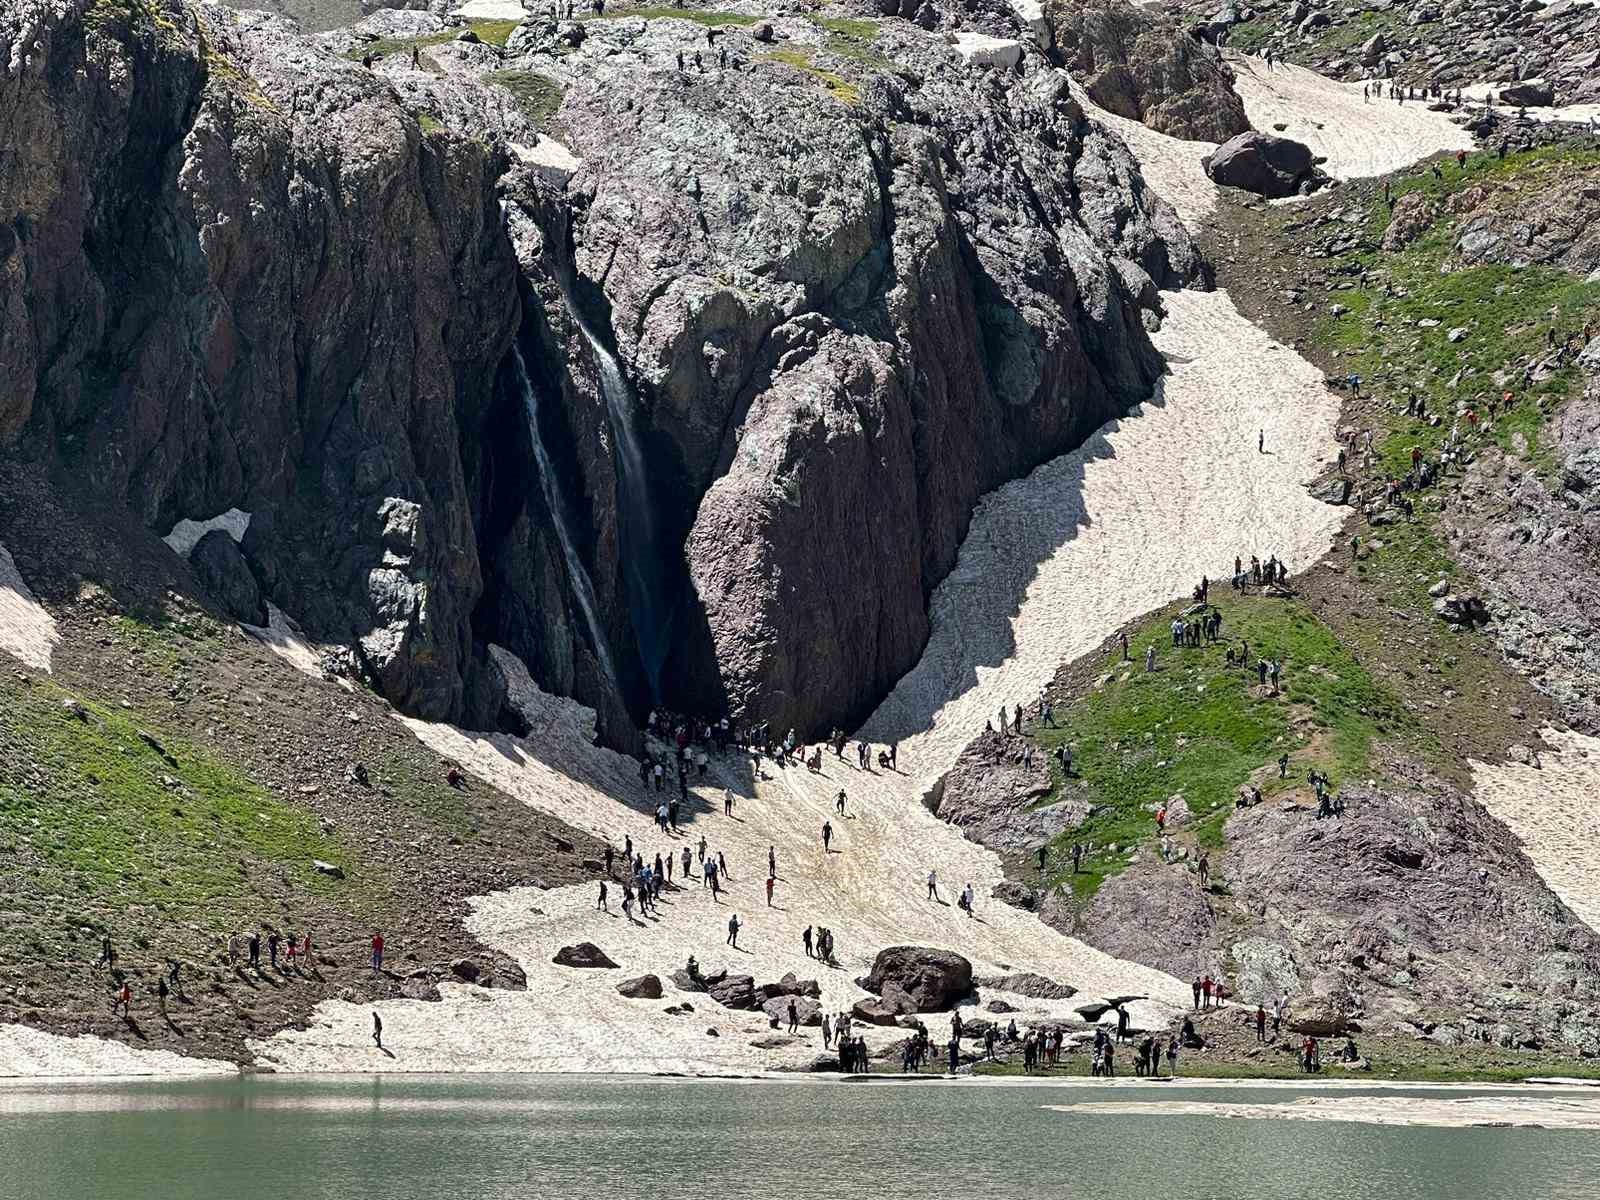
[3,0,1200,742]
[506,14,1200,734]
[2,0,525,722]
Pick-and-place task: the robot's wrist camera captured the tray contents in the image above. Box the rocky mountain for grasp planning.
[2,0,1200,742]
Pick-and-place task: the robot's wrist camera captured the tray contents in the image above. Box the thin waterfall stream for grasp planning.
[509,344,620,693]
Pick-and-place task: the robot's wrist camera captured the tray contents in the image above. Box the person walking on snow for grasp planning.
[927,869,939,901]
[822,821,833,852]
[726,914,741,949]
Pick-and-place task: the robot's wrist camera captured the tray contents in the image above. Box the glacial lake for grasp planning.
[3,1075,1599,1199]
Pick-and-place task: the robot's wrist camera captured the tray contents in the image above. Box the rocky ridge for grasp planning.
[2,0,1203,746]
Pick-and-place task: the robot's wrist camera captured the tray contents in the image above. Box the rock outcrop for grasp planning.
[1047,0,1252,142]
[931,730,1084,853]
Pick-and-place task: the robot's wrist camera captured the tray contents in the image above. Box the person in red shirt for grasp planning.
[371,932,385,972]
[1201,975,1214,1009]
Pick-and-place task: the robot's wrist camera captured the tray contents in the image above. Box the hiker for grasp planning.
[268,931,281,970]
[248,931,261,968]
[802,926,814,957]
[1198,853,1211,891]
[1145,644,1156,673]
[1192,976,1202,1010]
[95,936,115,971]
[836,789,846,815]
[1038,845,1048,872]
[1120,631,1129,661]
[961,882,975,918]
[726,913,741,949]
[285,935,297,972]
[1255,1003,1268,1043]
[821,1013,833,1048]
[927,869,939,901]
[768,844,777,878]
[597,881,608,911]
[411,45,419,68]
[371,931,385,971]
[822,821,833,852]
[1258,428,1264,453]
[604,844,614,876]
[227,932,240,966]
[786,998,800,1034]
[1071,842,1083,874]
[1166,1035,1179,1076]
[113,980,132,1016]
[765,876,775,906]
[724,791,734,817]
[373,1012,384,1050]
[1278,752,1289,779]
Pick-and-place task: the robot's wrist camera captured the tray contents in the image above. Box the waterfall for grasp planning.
[566,299,673,698]
[509,345,621,693]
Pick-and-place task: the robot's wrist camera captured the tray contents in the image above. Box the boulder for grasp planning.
[401,975,442,1001]
[669,968,707,993]
[852,996,912,1026]
[312,859,345,880]
[1432,594,1490,627]
[858,946,974,1011]
[708,974,757,1009]
[987,999,1017,1013]
[190,529,266,625]
[552,942,618,969]
[1359,33,1386,66]
[952,33,1024,71]
[1202,132,1323,199]
[1287,994,1353,1037]
[1500,80,1554,106]
[617,974,664,999]
[449,958,480,983]
[1383,192,1438,252]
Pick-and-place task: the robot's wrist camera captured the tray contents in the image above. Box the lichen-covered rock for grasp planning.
[1048,0,1251,142]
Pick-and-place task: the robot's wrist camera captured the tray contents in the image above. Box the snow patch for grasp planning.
[0,541,59,673]
[162,508,251,559]
[0,1024,236,1080]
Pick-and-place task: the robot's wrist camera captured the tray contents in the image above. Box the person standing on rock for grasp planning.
[95,935,116,972]
[726,913,741,949]
[1120,631,1129,661]
[268,931,281,971]
[822,821,833,852]
[248,930,261,969]
[1255,1003,1267,1043]
[371,931,384,972]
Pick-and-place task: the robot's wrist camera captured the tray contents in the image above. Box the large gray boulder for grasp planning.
[858,946,974,1011]
[1202,132,1324,199]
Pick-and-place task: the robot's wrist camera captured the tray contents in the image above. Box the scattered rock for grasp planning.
[617,974,664,1000]
[312,859,345,880]
[552,942,618,969]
